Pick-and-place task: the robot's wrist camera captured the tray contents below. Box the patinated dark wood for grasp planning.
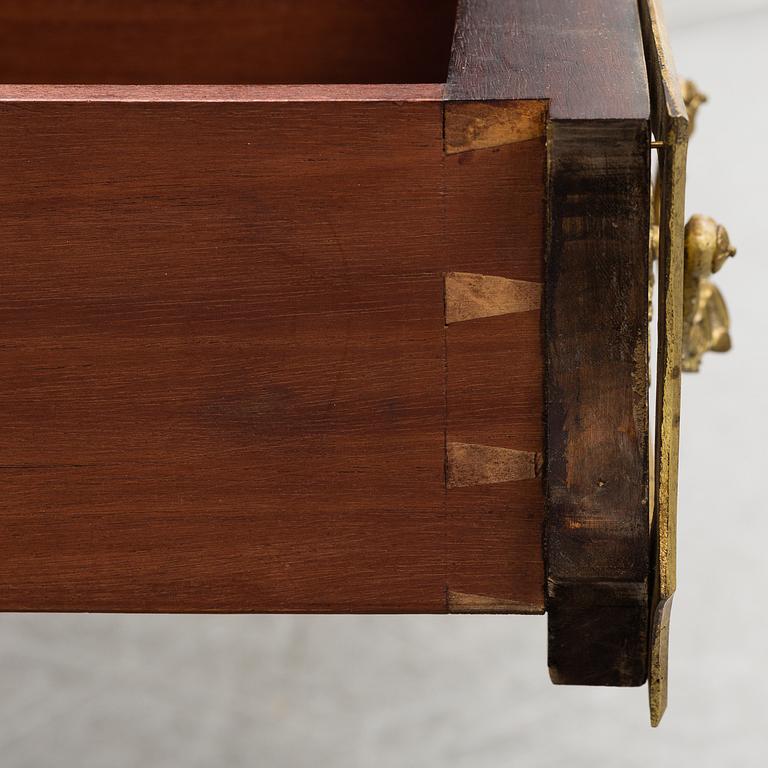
[446,0,649,119]
[0,84,545,613]
[546,120,650,686]
[447,0,651,685]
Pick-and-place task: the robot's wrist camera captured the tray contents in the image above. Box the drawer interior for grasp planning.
[0,0,458,85]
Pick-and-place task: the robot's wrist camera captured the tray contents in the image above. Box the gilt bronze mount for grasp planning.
[643,0,736,726]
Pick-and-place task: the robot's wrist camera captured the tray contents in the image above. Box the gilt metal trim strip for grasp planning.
[639,0,689,727]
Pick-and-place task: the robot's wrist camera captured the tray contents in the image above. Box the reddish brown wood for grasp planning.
[443,137,546,612]
[0,0,458,85]
[0,87,545,613]
[0,84,447,103]
[446,313,544,612]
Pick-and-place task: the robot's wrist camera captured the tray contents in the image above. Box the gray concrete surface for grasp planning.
[2,4,767,765]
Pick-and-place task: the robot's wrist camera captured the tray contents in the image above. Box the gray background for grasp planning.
[2,2,766,765]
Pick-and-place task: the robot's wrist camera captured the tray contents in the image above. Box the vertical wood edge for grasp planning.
[544,117,651,687]
[441,86,548,617]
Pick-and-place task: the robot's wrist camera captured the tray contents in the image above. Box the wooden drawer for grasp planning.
[0,0,734,725]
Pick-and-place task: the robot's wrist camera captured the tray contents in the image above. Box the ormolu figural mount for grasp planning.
[651,79,736,373]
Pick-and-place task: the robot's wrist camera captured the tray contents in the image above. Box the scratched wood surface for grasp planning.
[0,0,458,85]
[0,87,545,613]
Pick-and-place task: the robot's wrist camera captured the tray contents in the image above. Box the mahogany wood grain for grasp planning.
[443,138,546,611]
[0,89,545,613]
[0,0,458,85]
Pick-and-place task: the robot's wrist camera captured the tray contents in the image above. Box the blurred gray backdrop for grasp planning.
[2,2,766,766]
